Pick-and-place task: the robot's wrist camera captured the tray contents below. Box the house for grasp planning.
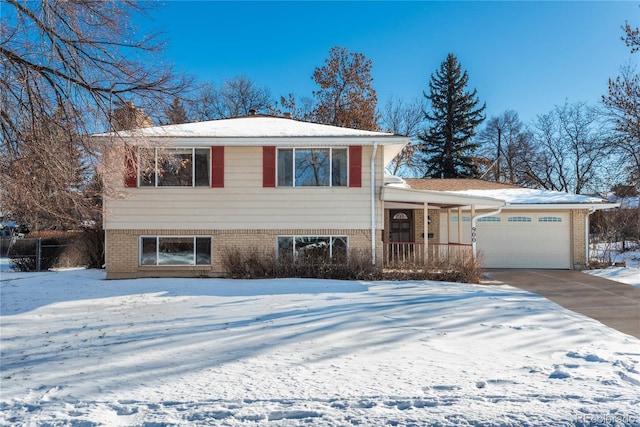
[97,114,407,278]
[97,114,617,279]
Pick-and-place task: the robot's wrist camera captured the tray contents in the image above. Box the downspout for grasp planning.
[585,207,596,269]
[370,142,379,266]
[471,207,503,259]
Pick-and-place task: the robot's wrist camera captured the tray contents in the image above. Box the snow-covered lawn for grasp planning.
[585,246,640,288]
[1,269,639,426]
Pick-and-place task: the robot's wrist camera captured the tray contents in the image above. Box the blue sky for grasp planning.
[150,1,639,124]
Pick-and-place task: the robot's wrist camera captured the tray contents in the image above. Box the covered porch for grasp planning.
[381,184,506,267]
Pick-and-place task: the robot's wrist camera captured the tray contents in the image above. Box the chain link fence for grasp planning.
[5,237,70,272]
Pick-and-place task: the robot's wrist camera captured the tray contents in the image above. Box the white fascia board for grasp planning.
[91,134,411,155]
[501,203,620,211]
[134,136,410,147]
[381,186,506,208]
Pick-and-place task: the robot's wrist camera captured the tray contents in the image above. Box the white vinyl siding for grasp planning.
[105,145,384,230]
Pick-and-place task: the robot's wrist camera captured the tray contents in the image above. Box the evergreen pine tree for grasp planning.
[165,97,189,124]
[418,53,485,178]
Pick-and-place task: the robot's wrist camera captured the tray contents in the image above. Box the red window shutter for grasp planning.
[124,146,138,188]
[211,146,224,188]
[263,146,276,187]
[349,146,362,188]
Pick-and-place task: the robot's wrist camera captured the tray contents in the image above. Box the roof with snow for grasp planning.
[602,193,639,209]
[390,178,615,206]
[94,115,404,140]
[450,188,608,205]
[404,178,521,192]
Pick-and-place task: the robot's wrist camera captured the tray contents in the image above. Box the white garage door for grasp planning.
[441,212,572,269]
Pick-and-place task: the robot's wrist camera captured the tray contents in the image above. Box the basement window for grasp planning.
[140,236,211,266]
[277,235,348,262]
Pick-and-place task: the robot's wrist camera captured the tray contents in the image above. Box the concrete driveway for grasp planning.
[484,269,640,339]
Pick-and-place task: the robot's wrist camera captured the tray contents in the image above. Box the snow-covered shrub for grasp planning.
[221,247,381,280]
[222,246,483,283]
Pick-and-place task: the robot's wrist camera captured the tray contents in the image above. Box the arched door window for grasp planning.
[389,210,413,242]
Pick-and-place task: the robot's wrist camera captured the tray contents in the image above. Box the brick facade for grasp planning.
[105,228,382,279]
[571,209,588,269]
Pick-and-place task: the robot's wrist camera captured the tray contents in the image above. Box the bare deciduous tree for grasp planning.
[270,93,317,121]
[599,18,640,190]
[521,103,612,194]
[623,20,640,53]
[379,97,425,176]
[312,46,379,131]
[603,60,640,189]
[0,0,187,230]
[189,75,272,120]
[477,110,535,184]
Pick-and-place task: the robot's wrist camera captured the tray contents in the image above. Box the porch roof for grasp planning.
[381,186,506,209]
[384,177,619,211]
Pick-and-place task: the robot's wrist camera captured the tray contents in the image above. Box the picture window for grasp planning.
[277,235,348,262]
[277,148,348,187]
[139,148,210,187]
[140,236,211,266]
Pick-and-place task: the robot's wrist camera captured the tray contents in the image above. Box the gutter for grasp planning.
[371,142,379,266]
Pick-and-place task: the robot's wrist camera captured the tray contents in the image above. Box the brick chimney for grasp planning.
[111,102,153,131]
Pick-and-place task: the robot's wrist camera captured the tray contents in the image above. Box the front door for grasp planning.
[389,210,413,243]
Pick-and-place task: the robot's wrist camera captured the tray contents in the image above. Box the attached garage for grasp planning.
[443,211,572,269]
[383,178,619,270]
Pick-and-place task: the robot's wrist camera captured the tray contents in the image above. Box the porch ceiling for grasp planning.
[381,186,506,209]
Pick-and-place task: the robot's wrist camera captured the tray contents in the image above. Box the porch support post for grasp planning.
[447,208,451,258]
[423,202,429,265]
[457,207,463,245]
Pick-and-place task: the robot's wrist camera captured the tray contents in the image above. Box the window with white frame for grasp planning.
[507,216,532,222]
[277,236,348,262]
[538,216,563,223]
[477,216,501,222]
[140,148,210,187]
[140,236,211,266]
[277,148,348,187]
